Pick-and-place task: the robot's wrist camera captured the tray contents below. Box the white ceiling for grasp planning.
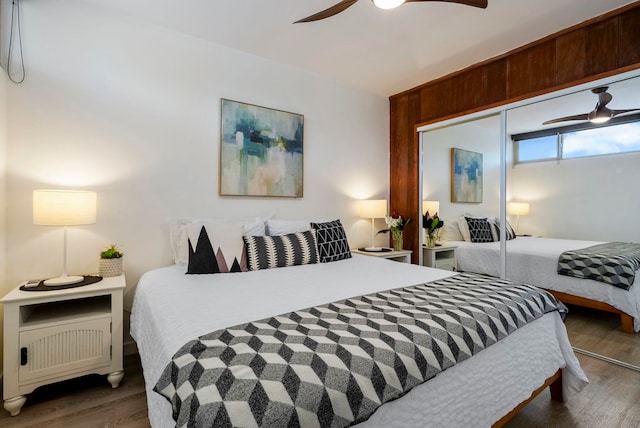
[83,0,635,97]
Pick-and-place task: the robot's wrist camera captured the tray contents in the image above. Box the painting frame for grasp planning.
[219,98,304,198]
[450,148,483,203]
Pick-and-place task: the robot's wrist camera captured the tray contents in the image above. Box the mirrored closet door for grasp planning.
[420,71,640,367]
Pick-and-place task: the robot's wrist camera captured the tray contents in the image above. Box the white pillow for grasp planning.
[457,217,471,242]
[168,217,267,265]
[266,219,311,236]
[441,220,464,242]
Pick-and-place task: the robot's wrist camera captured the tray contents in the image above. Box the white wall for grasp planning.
[1,0,390,347]
[509,152,640,241]
[422,115,502,223]
[0,63,7,368]
[421,114,640,243]
[0,73,5,282]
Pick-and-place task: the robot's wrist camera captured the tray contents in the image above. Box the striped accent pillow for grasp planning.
[243,230,319,271]
[490,220,517,241]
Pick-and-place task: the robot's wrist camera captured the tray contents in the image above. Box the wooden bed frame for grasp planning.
[546,289,635,334]
[493,369,563,427]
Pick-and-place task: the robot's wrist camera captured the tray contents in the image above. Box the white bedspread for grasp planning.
[452,237,640,331]
[130,254,587,427]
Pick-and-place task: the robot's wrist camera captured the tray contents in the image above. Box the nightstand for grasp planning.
[352,248,413,263]
[423,245,457,270]
[1,275,125,416]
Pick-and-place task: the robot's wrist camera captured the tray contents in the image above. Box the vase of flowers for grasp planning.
[383,211,411,251]
[423,211,443,247]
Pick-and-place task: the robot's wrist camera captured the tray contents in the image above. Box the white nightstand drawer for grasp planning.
[423,245,457,271]
[435,259,456,271]
[19,316,112,382]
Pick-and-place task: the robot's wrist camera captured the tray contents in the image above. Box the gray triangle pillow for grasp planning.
[186,223,247,274]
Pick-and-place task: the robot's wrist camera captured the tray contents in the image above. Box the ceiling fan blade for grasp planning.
[294,0,359,23]
[542,113,589,125]
[597,91,613,108]
[405,0,488,8]
[611,108,640,117]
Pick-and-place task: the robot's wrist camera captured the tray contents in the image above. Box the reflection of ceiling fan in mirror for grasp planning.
[542,86,640,125]
[294,0,488,24]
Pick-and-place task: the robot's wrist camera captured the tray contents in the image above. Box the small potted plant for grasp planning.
[99,244,124,277]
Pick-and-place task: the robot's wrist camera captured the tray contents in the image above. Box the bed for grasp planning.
[130,253,587,427]
[451,237,640,333]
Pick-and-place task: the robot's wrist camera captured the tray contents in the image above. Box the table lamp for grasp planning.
[422,200,440,216]
[507,201,530,234]
[358,199,387,252]
[33,190,97,286]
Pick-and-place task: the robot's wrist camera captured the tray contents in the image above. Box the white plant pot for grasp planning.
[99,258,123,277]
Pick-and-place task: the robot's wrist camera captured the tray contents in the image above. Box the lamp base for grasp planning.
[44,275,84,286]
[363,246,384,252]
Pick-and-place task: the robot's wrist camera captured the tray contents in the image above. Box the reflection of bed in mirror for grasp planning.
[131,254,588,427]
[451,236,640,333]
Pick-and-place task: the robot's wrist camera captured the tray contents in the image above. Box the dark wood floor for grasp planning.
[0,353,151,428]
[563,304,640,368]
[1,307,638,427]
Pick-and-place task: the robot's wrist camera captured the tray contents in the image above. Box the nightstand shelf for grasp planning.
[423,245,457,271]
[351,248,413,263]
[1,275,126,416]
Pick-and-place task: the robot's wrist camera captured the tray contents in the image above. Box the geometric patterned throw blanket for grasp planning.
[154,273,566,427]
[557,242,640,290]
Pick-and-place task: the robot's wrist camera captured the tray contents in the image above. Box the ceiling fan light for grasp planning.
[373,0,406,10]
[589,108,612,124]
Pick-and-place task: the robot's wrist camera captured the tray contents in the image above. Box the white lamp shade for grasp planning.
[358,199,387,219]
[33,190,97,226]
[422,200,440,216]
[373,0,405,9]
[508,202,530,216]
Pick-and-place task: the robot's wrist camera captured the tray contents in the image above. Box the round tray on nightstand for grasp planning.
[19,275,103,292]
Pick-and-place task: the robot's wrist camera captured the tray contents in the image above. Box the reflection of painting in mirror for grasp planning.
[451,148,482,203]
[219,99,304,198]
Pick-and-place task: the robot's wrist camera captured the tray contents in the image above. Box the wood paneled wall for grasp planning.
[389,2,640,263]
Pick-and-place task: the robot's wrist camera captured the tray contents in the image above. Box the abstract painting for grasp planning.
[451,148,483,203]
[220,99,304,197]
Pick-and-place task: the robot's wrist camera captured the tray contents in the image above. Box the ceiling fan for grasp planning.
[294,0,488,24]
[543,86,640,125]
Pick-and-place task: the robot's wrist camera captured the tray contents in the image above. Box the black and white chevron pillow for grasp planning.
[243,230,319,271]
[465,217,494,243]
[311,219,352,262]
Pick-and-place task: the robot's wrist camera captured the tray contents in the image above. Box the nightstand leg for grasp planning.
[4,395,27,416]
[107,370,124,388]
